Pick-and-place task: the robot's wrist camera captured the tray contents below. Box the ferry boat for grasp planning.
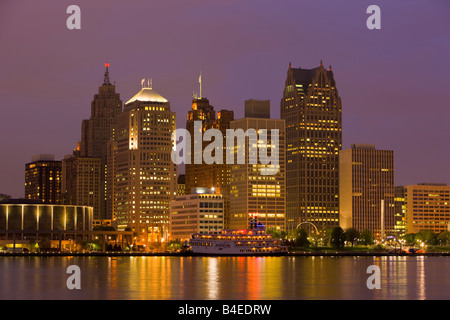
[188,222,288,256]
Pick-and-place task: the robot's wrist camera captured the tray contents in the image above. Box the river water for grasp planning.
[0,256,449,300]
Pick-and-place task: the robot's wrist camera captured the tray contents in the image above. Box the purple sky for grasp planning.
[1,0,449,198]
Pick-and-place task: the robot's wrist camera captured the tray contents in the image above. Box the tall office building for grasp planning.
[229,101,286,230]
[106,139,118,222]
[280,62,342,231]
[25,154,62,204]
[339,144,395,239]
[404,183,450,234]
[114,82,177,244]
[62,155,102,217]
[185,97,216,193]
[78,63,123,219]
[394,186,407,237]
[185,96,234,227]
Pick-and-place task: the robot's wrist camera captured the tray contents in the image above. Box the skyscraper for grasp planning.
[78,63,123,220]
[106,139,118,221]
[339,144,395,239]
[25,154,62,204]
[185,96,234,227]
[280,62,342,231]
[394,186,407,237]
[114,81,176,244]
[229,101,286,230]
[185,97,217,193]
[61,155,102,216]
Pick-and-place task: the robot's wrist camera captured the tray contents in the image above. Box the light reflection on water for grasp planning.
[0,256,448,300]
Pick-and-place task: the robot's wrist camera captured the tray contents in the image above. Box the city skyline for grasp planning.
[1,1,450,198]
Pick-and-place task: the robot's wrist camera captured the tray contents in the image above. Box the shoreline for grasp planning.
[1,251,450,257]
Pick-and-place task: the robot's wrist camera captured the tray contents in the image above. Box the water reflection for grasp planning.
[416,256,426,300]
[369,256,427,300]
[205,258,218,299]
[0,256,448,300]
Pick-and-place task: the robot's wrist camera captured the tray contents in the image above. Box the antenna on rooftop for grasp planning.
[199,72,202,99]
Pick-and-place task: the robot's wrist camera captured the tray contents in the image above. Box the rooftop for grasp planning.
[125,87,168,105]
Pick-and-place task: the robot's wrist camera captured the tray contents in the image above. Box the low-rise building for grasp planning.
[169,188,224,241]
[0,199,131,252]
[404,183,450,234]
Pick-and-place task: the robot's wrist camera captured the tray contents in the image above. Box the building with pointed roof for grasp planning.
[63,63,123,220]
[280,62,342,231]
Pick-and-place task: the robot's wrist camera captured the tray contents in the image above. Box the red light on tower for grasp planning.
[103,62,111,85]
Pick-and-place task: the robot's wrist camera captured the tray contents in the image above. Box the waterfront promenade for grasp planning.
[1,250,450,257]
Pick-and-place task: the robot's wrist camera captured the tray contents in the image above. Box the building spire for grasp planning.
[199,72,202,99]
[104,62,111,85]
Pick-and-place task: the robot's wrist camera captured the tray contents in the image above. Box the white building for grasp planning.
[169,188,224,241]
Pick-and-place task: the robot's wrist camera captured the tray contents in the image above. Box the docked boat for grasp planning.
[188,222,288,256]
